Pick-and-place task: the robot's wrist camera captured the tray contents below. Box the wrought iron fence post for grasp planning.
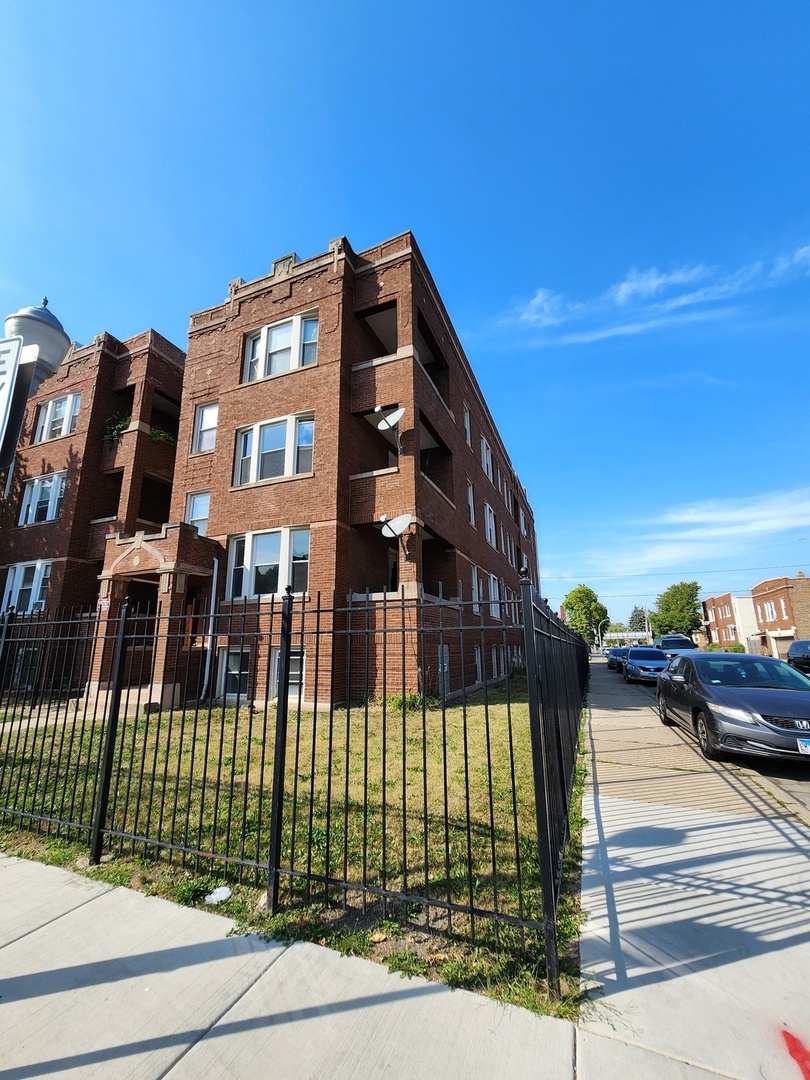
[519,573,561,998]
[267,586,293,913]
[0,607,17,691]
[90,598,131,865]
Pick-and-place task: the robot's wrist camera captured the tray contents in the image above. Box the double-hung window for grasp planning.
[243,313,318,382]
[34,394,80,443]
[193,403,218,453]
[481,437,493,481]
[234,414,314,486]
[484,503,497,547]
[764,600,777,621]
[519,507,527,536]
[489,573,501,620]
[18,472,66,525]
[463,406,471,446]
[466,479,475,526]
[4,560,52,613]
[229,527,310,599]
[185,491,210,536]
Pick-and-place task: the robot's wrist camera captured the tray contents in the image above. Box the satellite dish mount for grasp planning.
[380,513,413,561]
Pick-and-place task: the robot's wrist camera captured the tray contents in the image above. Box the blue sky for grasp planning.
[3,1,810,622]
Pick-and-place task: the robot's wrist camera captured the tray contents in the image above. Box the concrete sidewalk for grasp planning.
[2,661,810,1078]
[580,659,810,1080]
[1,853,722,1080]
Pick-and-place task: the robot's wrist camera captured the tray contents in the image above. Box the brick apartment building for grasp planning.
[0,304,184,613]
[702,592,757,650]
[1,233,538,704]
[750,573,810,657]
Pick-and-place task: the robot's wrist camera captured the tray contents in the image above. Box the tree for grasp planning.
[649,582,702,638]
[628,606,648,633]
[562,585,608,645]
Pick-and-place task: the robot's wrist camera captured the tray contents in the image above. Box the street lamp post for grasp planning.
[596,618,610,649]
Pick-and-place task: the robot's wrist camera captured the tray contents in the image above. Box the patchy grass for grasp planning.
[0,681,590,1018]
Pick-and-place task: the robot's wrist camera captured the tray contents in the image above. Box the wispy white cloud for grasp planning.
[510,244,810,345]
[540,487,810,611]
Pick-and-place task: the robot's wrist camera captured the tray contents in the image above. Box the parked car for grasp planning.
[655,634,699,660]
[607,646,630,672]
[657,651,810,761]
[623,647,670,684]
[787,640,810,675]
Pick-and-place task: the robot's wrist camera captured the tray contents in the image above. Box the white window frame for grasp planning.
[228,527,310,599]
[519,507,527,536]
[764,600,777,621]
[192,402,218,453]
[471,564,480,612]
[3,560,53,613]
[243,312,318,382]
[480,437,493,481]
[466,479,475,526]
[34,393,80,444]
[488,573,501,620]
[463,405,471,446]
[780,597,788,619]
[185,491,210,536]
[18,471,66,526]
[234,414,314,486]
[483,503,497,547]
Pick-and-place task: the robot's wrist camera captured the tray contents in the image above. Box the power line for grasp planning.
[541,561,807,582]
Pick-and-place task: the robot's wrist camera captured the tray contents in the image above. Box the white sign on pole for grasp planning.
[0,336,23,455]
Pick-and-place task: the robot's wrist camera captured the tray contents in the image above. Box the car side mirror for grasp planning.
[671,674,686,683]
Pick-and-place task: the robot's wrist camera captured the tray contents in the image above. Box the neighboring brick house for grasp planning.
[98,232,538,703]
[0,305,184,613]
[702,592,757,650]
[1,234,538,705]
[750,574,810,657]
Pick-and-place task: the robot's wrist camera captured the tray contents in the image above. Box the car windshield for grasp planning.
[662,637,696,649]
[694,656,810,691]
[629,649,667,660]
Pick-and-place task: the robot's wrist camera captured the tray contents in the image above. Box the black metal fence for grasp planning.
[0,578,587,992]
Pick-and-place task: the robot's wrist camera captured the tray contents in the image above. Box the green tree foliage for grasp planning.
[649,582,702,638]
[562,585,608,645]
[628,606,648,633]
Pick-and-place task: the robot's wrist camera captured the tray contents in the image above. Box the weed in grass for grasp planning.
[386,949,430,979]
[86,863,133,887]
[173,874,217,906]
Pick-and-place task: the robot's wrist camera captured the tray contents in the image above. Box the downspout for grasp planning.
[199,557,219,701]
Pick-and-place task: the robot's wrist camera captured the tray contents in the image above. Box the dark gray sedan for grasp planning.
[657,651,810,761]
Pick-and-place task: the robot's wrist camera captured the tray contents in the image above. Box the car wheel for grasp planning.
[658,694,673,725]
[695,711,720,761]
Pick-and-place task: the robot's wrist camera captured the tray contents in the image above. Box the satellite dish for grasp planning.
[375,406,405,432]
[380,513,412,538]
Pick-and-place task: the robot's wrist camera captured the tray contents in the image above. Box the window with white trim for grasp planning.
[228,527,310,599]
[18,472,66,525]
[756,603,763,623]
[4,560,52,613]
[193,402,218,453]
[764,600,777,621]
[483,503,497,547]
[471,564,481,612]
[463,406,471,446]
[519,507,527,536]
[488,573,501,619]
[480,437,493,481]
[243,313,318,382]
[185,491,210,536]
[235,414,313,485]
[780,597,788,619]
[34,394,80,443]
[466,479,475,526]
